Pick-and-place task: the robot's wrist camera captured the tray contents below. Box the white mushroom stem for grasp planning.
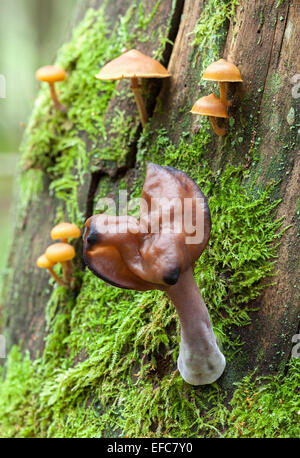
[209,116,226,137]
[130,77,148,127]
[219,82,231,107]
[167,267,226,385]
[48,82,66,112]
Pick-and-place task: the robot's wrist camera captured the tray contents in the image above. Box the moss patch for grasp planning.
[225,358,300,438]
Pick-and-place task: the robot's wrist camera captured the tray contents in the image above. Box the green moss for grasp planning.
[263,73,282,106]
[19,8,119,224]
[276,0,286,7]
[96,108,136,166]
[191,0,239,71]
[296,197,300,220]
[2,346,298,438]
[0,346,40,438]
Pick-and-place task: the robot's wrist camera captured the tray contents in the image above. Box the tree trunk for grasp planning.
[157,0,300,383]
[0,0,299,438]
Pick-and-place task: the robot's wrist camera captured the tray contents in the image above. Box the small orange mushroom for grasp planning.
[202,58,243,107]
[95,49,171,127]
[51,222,81,244]
[191,93,228,136]
[45,242,75,284]
[36,254,67,287]
[35,65,66,112]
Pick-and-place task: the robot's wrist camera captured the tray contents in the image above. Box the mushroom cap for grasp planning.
[202,59,243,82]
[37,254,55,269]
[35,65,66,83]
[45,243,75,263]
[51,222,81,240]
[83,163,211,291]
[191,93,229,118]
[95,49,171,81]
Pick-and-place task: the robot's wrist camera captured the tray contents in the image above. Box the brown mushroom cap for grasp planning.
[35,65,66,84]
[51,222,81,240]
[202,59,243,83]
[83,163,211,291]
[191,93,229,118]
[37,254,55,269]
[45,243,75,263]
[95,49,171,81]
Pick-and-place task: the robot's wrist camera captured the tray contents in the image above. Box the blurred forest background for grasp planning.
[0,0,78,291]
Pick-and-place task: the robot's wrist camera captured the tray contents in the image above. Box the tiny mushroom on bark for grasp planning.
[35,65,66,112]
[202,58,243,107]
[36,254,67,287]
[95,49,171,127]
[45,242,75,286]
[83,163,225,385]
[51,222,81,244]
[191,93,228,136]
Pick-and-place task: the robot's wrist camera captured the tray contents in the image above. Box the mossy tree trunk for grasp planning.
[0,0,299,437]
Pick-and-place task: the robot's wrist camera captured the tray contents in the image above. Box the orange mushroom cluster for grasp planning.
[36,222,80,288]
[191,58,243,136]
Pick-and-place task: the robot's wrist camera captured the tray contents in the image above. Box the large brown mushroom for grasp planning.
[95,49,171,127]
[83,163,225,385]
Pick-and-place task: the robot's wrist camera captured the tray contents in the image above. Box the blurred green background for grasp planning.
[0,0,79,291]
